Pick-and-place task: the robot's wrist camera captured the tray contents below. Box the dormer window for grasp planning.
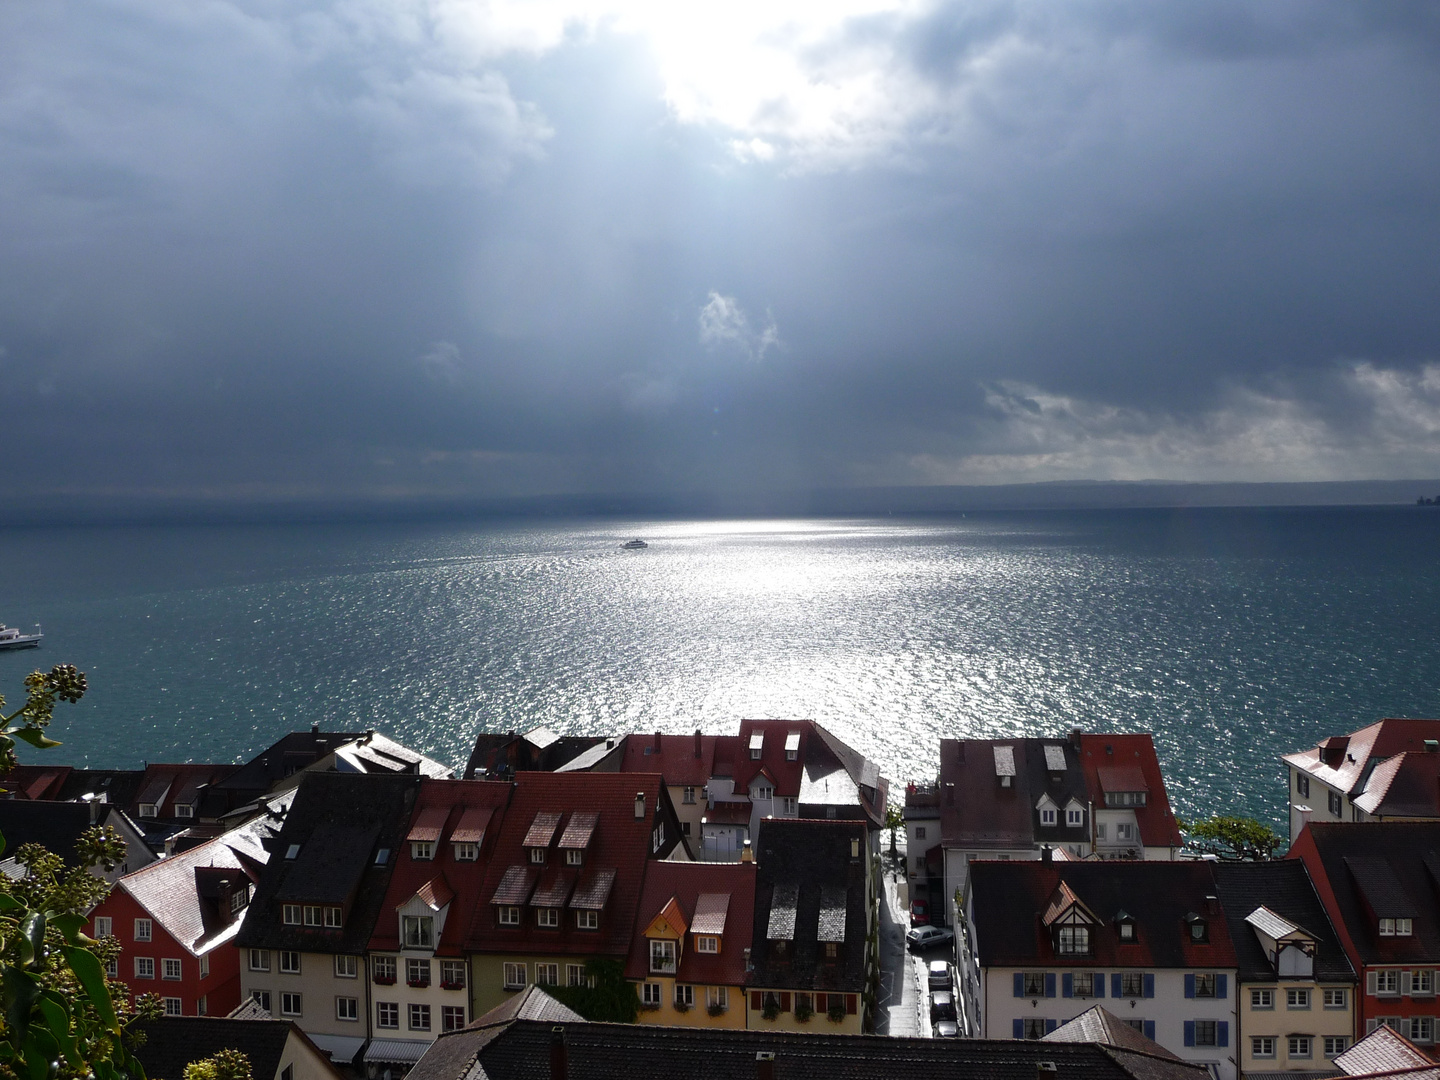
[1115,912,1136,942]
[1379,918,1413,936]
[785,731,800,761]
[537,908,560,928]
[374,848,390,866]
[1057,926,1090,955]
[1104,791,1148,808]
[650,939,677,974]
[1186,913,1209,943]
[411,841,434,861]
[453,842,478,861]
[498,906,520,926]
[750,733,764,760]
[1040,808,1057,827]
[175,804,194,819]
[696,935,718,953]
[566,848,584,866]
[402,915,434,948]
[229,886,249,914]
[285,844,300,860]
[825,942,838,959]
[139,803,158,819]
[529,847,547,865]
[1066,807,1084,827]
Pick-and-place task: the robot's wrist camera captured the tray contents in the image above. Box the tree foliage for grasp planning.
[1180,815,1284,861]
[884,803,903,858]
[544,959,640,1024]
[0,666,156,1080]
[184,1049,251,1080]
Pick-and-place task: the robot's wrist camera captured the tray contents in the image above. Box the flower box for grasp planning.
[440,980,465,991]
[407,978,430,988]
[373,974,396,986]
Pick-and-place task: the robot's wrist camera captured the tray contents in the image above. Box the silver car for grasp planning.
[928,960,953,991]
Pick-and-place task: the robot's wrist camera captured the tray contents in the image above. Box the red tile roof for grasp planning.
[617,733,717,787]
[730,721,808,798]
[1078,735,1183,850]
[1283,718,1440,799]
[464,772,677,958]
[368,778,514,956]
[624,861,757,986]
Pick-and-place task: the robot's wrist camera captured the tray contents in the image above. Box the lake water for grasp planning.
[3,508,1439,830]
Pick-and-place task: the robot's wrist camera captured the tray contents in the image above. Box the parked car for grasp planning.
[934,1019,961,1038]
[907,925,954,950]
[929,990,957,1024]
[927,960,953,991]
[910,899,930,926]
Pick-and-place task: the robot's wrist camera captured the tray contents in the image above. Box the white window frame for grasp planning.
[134,919,152,942]
[1287,987,1310,1009]
[1252,1037,1276,1058]
[279,951,301,975]
[1415,969,1435,996]
[334,954,357,978]
[336,996,359,1022]
[162,958,182,981]
[163,997,182,1016]
[567,964,587,987]
[453,841,478,861]
[708,985,728,1010]
[248,949,270,972]
[683,786,696,804]
[565,848,584,866]
[1288,1035,1312,1058]
[498,906,521,926]
[403,915,435,948]
[198,954,209,980]
[535,963,559,986]
[576,909,598,930]
[134,957,155,979]
[1066,807,1083,827]
[675,984,694,1007]
[442,1005,466,1032]
[411,841,434,861]
[408,1002,431,1031]
[1322,987,1346,1008]
[503,962,527,990]
[406,957,430,986]
[282,904,301,926]
[696,935,719,954]
[1251,988,1273,1009]
[1040,808,1057,827]
[642,982,662,1006]
[1194,1020,1218,1047]
[537,907,560,928]
[280,992,302,1018]
[376,1001,399,1029]
[1324,1037,1349,1058]
[650,939,677,974]
[93,916,112,938]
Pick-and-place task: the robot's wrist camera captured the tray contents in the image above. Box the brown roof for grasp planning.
[1335,1025,1437,1075]
[1044,1005,1182,1060]
[530,870,575,908]
[559,811,599,850]
[1352,752,1440,817]
[1079,735,1183,850]
[690,892,730,936]
[523,811,563,849]
[624,861,756,986]
[414,876,455,911]
[705,802,751,825]
[408,805,451,843]
[1284,718,1440,799]
[1096,766,1149,793]
[618,733,717,787]
[570,869,617,911]
[492,865,539,906]
[450,806,494,845]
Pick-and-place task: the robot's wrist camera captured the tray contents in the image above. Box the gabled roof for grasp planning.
[1078,735,1183,849]
[1211,860,1354,983]
[133,1017,335,1080]
[1335,1024,1436,1076]
[369,779,514,956]
[0,765,72,801]
[0,800,151,872]
[750,818,869,992]
[464,772,679,958]
[1352,752,1440,818]
[969,861,1237,969]
[1290,823,1440,965]
[1043,1004,1182,1060]
[1283,719,1440,800]
[616,732,717,787]
[940,737,1093,850]
[132,763,238,818]
[237,771,420,954]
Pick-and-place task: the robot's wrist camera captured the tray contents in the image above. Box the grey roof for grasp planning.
[1043,1005,1181,1060]
[1211,861,1355,984]
[767,883,798,941]
[1245,906,1303,940]
[410,1016,1209,1080]
[1345,857,1419,919]
[273,823,379,903]
[817,885,847,943]
[132,1018,313,1080]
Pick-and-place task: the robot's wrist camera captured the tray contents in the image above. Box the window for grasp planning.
[373,955,397,984]
[529,847,547,864]
[199,954,209,979]
[1380,918,1414,937]
[780,797,798,816]
[251,991,271,1013]
[537,907,560,928]
[163,997,182,1016]
[284,843,300,860]
[334,954,357,978]
[1194,974,1217,998]
[1189,919,1208,943]
[1040,807,1057,826]
[915,826,926,840]
[1119,921,1135,942]
[1116,822,1135,841]
[197,996,207,1016]
[1124,1019,1145,1033]
[443,1005,466,1032]
[708,986,728,1011]
[162,958,182,981]
[1329,791,1342,815]
[1288,1035,1312,1058]
[1251,988,1273,1009]
[134,957,155,979]
[1414,970,1437,996]
[175,803,194,819]
[498,906,521,926]
[503,962,527,990]
[1096,823,1107,840]
[1324,1037,1350,1057]
[105,957,118,977]
[441,960,466,988]
[403,915,434,948]
[283,904,302,925]
[535,963,559,986]
[303,905,323,926]
[408,1003,431,1031]
[565,848,584,866]
[826,942,838,959]
[1323,987,1346,1008]
[1022,972,1047,997]
[280,992,301,1017]
[567,964,587,987]
[1057,926,1089,955]
[323,905,341,928]
[1022,1018,1048,1039]
[279,951,300,975]
[683,786,696,804]
[650,939,677,973]
[94,916,112,937]
[1120,973,1144,998]
[576,909,599,930]
[1066,807,1084,827]
[376,1002,399,1028]
[1376,970,1400,995]
[1194,1020,1218,1046]
[755,785,773,800]
[134,919,152,942]
[337,997,358,1022]
[411,840,434,860]
[696,935,719,953]
[642,982,662,1006]
[1105,791,1148,808]
[374,848,390,865]
[1287,987,1310,1009]
[675,984,694,1007]
[406,958,430,987]
[1072,973,1095,997]
[750,744,762,761]
[1407,1016,1435,1043]
[1252,1037,1276,1058]
[249,949,270,972]
[139,803,158,818]
[1297,774,1310,797]
[453,841,478,861]
[230,888,249,915]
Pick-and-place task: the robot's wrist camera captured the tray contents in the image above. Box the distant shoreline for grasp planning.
[2,478,1439,526]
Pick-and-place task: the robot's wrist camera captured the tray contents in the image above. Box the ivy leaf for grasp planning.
[21,1024,57,1080]
[0,894,23,912]
[10,728,62,750]
[18,912,46,969]
[48,913,87,945]
[60,946,119,1034]
[37,993,80,1068]
[3,965,41,1044]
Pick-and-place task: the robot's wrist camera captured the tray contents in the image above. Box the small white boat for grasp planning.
[621,539,648,549]
[0,624,42,650]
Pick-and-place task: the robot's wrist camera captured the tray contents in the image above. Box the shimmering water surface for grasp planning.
[3,508,1439,830]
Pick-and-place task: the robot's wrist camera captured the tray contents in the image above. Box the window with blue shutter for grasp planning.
[1063,973,1073,998]
[1014,1019,1024,1039]
[1216,975,1227,999]
[1046,973,1057,998]
[1184,1021,1196,1047]
[1112,973,1122,998]
[1093,973,1105,998]
[1217,1021,1228,1047]
[1045,1019,1058,1034]
[1143,974,1154,998]
[1144,1020,1155,1040]
[1014,972,1025,997]
[1185,974,1196,999]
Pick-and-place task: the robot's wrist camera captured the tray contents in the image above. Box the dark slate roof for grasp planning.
[0,800,104,866]
[409,1016,1209,1080]
[940,738,1094,851]
[1211,861,1355,983]
[212,730,368,808]
[969,861,1238,969]
[236,771,419,954]
[132,1017,294,1080]
[55,768,147,810]
[750,818,869,993]
[1295,822,1440,965]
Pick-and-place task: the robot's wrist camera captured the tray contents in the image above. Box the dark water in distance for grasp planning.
[3,507,1439,832]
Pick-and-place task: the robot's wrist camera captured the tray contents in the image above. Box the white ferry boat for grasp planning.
[621,539,648,549]
[0,624,42,650]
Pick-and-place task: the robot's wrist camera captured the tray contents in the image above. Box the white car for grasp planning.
[906,925,954,950]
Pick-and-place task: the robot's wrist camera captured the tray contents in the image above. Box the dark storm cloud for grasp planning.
[3,0,1440,501]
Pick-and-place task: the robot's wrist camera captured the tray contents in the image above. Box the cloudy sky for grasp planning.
[4,0,1440,502]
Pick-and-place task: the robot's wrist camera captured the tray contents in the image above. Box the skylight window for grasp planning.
[285,844,300,860]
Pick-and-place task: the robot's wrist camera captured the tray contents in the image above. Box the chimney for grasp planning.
[1038,1063,1058,1080]
[653,731,662,753]
[1070,728,1083,749]
[635,792,646,820]
[1297,804,1313,835]
[311,721,320,734]
[756,1052,776,1080]
[945,783,955,806]
[549,1027,567,1080]
[83,793,103,825]
[850,838,860,860]
[741,840,753,863]
[1041,845,1052,864]
[694,729,703,759]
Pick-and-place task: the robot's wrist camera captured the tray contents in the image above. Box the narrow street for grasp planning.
[875,846,931,1038]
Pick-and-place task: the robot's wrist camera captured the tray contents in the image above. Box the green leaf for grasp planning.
[61,945,119,1033]
[0,894,24,912]
[48,913,86,945]
[36,993,79,1068]
[11,728,62,750]
[21,1024,57,1080]
[18,911,46,968]
[3,965,41,1044]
